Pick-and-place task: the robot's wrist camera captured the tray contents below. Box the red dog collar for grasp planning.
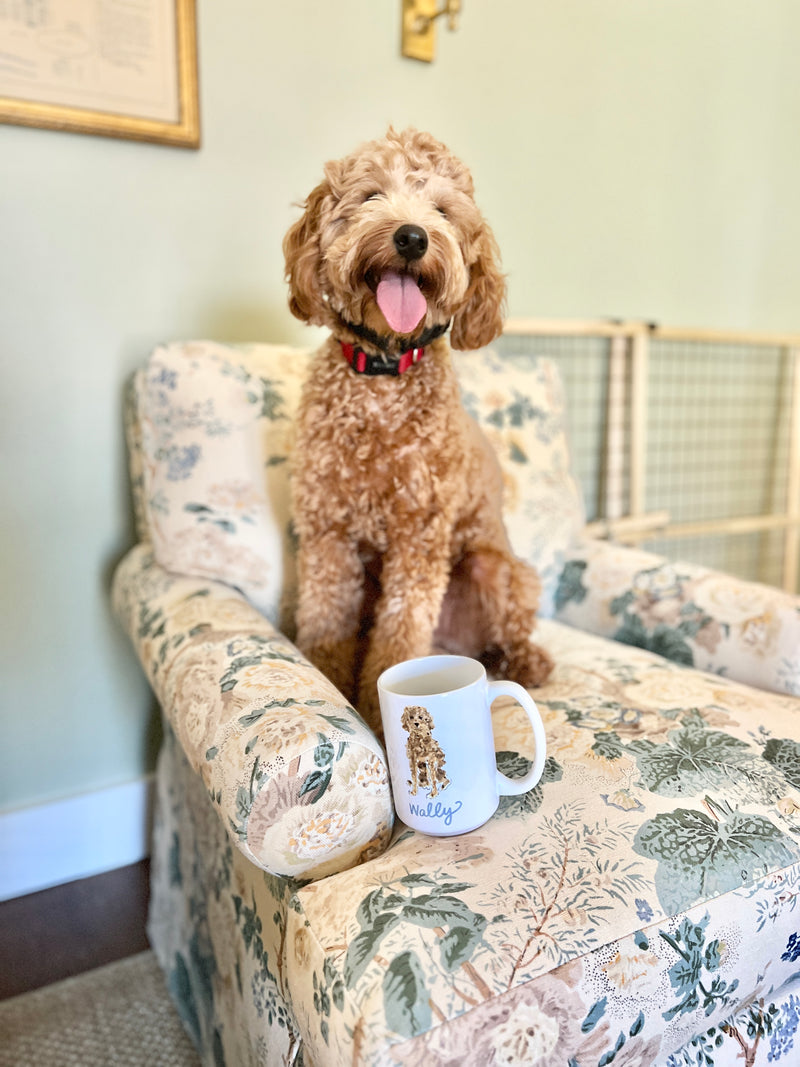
[341,342,425,377]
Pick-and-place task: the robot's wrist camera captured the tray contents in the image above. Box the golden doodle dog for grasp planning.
[284,128,553,730]
[401,706,450,798]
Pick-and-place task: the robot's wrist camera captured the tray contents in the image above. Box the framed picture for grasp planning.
[0,0,200,148]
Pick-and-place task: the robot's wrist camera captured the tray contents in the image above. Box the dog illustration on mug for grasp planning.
[401,705,451,798]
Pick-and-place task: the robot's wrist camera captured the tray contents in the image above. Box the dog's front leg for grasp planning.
[358,529,452,730]
[295,531,364,703]
[428,760,439,798]
[470,543,554,689]
[407,746,419,796]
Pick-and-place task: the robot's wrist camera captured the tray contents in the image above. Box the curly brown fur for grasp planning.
[401,706,450,798]
[285,128,553,730]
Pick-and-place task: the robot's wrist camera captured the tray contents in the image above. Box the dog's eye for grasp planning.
[435,205,448,218]
[363,191,382,203]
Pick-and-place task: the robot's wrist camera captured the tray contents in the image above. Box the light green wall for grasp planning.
[2,1,799,811]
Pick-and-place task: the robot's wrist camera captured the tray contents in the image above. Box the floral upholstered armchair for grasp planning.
[113,339,800,1067]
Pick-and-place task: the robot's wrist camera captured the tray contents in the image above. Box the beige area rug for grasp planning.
[0,951,200,1067]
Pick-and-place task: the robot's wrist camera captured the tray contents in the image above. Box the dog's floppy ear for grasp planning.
[450,224,507,351]
[283,176,332,325]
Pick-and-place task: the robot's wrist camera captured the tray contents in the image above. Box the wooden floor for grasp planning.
[0,859,151,1000]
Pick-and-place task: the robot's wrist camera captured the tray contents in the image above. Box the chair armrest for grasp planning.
[112,544,394,880]
[554,537,800,697]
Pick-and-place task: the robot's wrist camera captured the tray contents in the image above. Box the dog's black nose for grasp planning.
[393,224,428,261]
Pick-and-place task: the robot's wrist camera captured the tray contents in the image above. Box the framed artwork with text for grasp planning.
[0,0,199,148]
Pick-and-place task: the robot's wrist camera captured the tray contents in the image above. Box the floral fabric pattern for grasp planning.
[283,620,800,1066]
[555,538,800,696]
[453,345,585,613]
[142,615,800,1066]
[113,545,393,880]
[133,341,309,629]
[148,721,306,1067]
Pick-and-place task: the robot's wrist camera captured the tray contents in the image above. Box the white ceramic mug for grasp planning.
[377,655,547,836]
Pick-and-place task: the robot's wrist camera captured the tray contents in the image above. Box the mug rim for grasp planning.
[378,654,485,698]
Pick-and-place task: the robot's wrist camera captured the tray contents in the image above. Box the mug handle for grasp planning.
[488,680,547,796]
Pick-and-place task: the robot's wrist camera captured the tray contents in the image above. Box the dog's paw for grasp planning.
[504,641,554,689]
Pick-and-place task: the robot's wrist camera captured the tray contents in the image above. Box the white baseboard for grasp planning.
[0,775,154,902]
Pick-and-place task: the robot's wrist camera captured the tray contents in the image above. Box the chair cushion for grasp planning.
[556,537,800,697]
[131,340,584,627]
[282,619,800,1065]
[454,345,585,614]
[132,341,307,627]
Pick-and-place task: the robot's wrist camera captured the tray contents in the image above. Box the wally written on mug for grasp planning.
[377,655,547,836]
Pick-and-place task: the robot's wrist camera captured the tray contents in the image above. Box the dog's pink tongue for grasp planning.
[376,271,427,334]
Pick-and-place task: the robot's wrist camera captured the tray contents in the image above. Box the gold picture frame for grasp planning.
[0,0,200,149]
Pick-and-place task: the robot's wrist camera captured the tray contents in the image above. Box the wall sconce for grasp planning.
[402,0,461,63]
